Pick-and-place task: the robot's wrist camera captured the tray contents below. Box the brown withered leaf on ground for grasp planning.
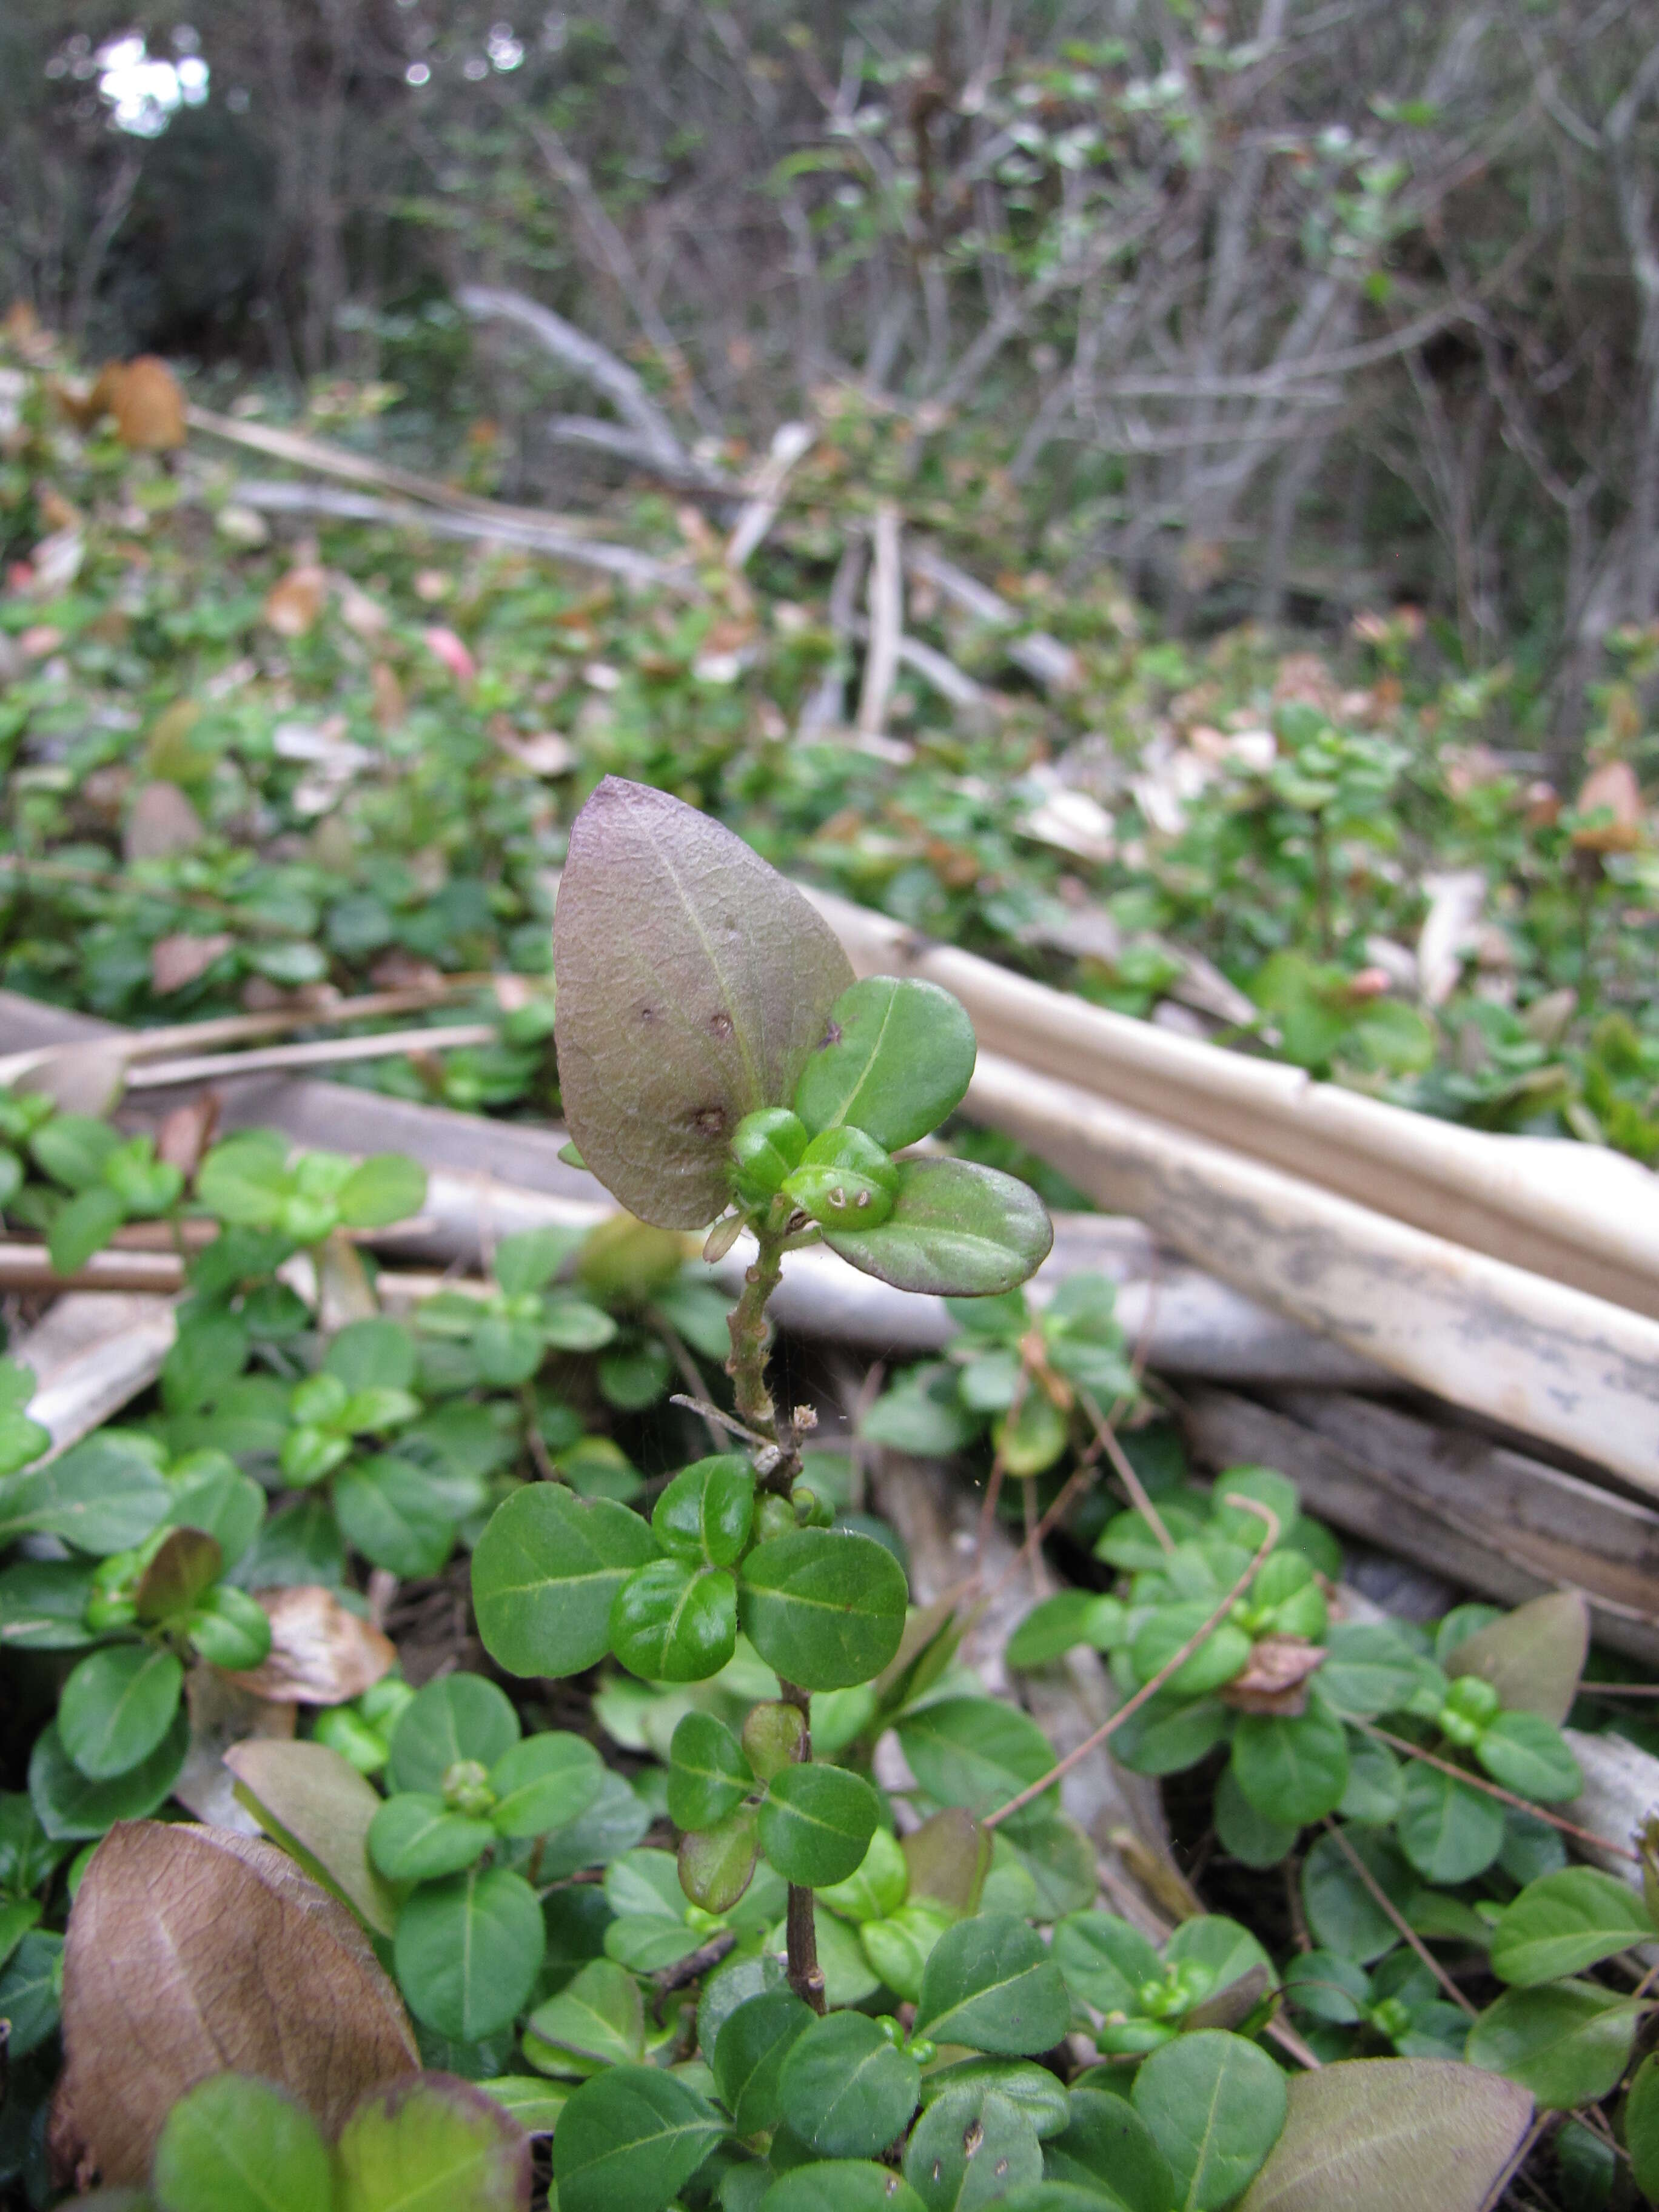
[263,564,328,638]
[150,931,235,994]
[1572,759,1644,852]
[1220,1637,1327,1715]
[124,781,203,862]
[223,1584,395,1704]
[173,1670,294,1833]
[84,357,186,449]
[155,1093,220,1178]
[51,1820,417,2186]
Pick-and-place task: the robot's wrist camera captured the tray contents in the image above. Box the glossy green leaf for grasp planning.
[1051,1911,1162,2014]
[1487,1867,1654,1986]
[1301,1624,1424,1720]
[760,2167,926,2212]
[1396,1762,1506,1885]
[334,1454,456,1579]
[59,1643,184,1780]
[712,1988,815,2135]
[388,1673,520,1796]
[394,1866,546,2041]
[1213,1765,1297,1868]
[150,2073,331,2212]
[1625,2052,1659,2203]
[0,1557,96,1650]
[820,1825,910,1923]
[1007,1591,1126,1671]
[487,1731,603,1837]
[1228,1707,1347,1827]
[610,1558,737,1681]
[1235,2059,1534,2212]
[793,976,977,1150]
[333,2072,531,2212]
[780,2008,921,2157]
[477,2077,568,2137]
[679,1808,760,1912]
[652,1454,754,1567]
[1474,1712,1581,1803]
[1130,1603,1252,1698]
[1467,1981,1640,2109]
[823,1157,1053,1296]
[668,1711,754,1831]
[919,2060,1070,2143]
[552,776,854,1229]
[1300,1828,1413,1962]
[1131,2033,1287,2211]
[757,1760,879,1886]
[1282,1951,1371,2026]
[902,1808,991,1919]
[899,1697,1056,1820]
[738,1529,907,1691]
[0,1929,62,2057]
[1042,2089,1175,2212]
[554,2062,726,2212]
[526,1958,646,2076]
[904,2085,1044,2209]
[335,1153,428,1229]
[915,1915,1071,2056]
[369,1791,494,1881]
[50,1183,126,1273]
[472,1484,659,1678]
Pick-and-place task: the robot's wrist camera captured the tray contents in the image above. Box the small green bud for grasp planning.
[730,1108,809,1209]
[1444,1674,1501,1728]
[1438,1705,1483,1750]
[1368,1996,1412,2044]
[754,1495,797,1545]
[781,1127,900,1230]
[791,1485,834,1529]
[906,2038,936,2066]
[442,1759,497,1817]
[84,1589,138,1633]
[313,1708,392,1774]
[289,1372,350,1429]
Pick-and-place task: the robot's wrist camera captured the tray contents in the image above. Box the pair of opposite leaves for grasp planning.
[553,777,1052,1296]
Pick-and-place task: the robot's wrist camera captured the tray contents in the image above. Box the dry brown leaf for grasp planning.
[13,1041,130,1117]
[225,1584,396,1704]
[173,1670,295,1832]
[150,931,235,994]
[264,563,328,638]
[1573,759,1644,852]
[1220,1636,1326,1715]
[155,1093,221,1178]
[367,949,447,993]
[93,357,187,449]
[370,659,405,730]
[53,1820,416,2185]
[124,781,204,862]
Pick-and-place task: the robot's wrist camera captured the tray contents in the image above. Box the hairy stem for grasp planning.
[724,1226,822,2006]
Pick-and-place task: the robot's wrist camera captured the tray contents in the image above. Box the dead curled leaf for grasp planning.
[124,781,204,863]
[223,1584,395,1704]
[173,1670,294,1834]
[150,931,235,994]
[1572,759,1644,853]
[263,564,328,638]
[52,1820,417,2187]
[1221,1637,1327,1715]
[87,357,187,450]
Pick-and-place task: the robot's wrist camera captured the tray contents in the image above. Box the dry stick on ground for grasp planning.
[1363,1725,1641,1862]
[1081,1387,1176,1555]
[1319,1818,1478,2018]
[984,1495,1280,1832]
[124,1024,500,1092]
[857,503,904,741]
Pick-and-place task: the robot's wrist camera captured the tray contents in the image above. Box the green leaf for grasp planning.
[537,1768,652,1880]
[1234,2058,1534,2212]
[0,1558,97,1650]
[552,776,854,1230]
[779,2008,921,2158]
[135,1526,223,1624]
[1488,1867,1654,1986]
[1314,1624,1428,1719]
[1228,1708,1347,1826]
[1396,1763,1506,1885]
[326,1317,418,1393]
[860,1364,979,1456]
[679,1809,760,1914]
[1130,1603,1251,1698]
[394,1866,546,2042]
[1007,1591,1125,1671]
[369,1792,494,1881]
[0,1430,170,1553]
[1166,1916,1272,2000]
[919,2060,1070,2143]
[333,2073,532,2212]
[914,1915,1071,2056]
[793,976,977,1151]
[898,1697,1056,1820]
[477,2077,568,2137]
[712,1989,815,2135]
[1626,2052,1659,2203]
[1213,1765,1297,1868]
[1467,1981,1640,2110]
[820,1825,910,1923]
[335,1153,428,1228]
[164,1453,266,1568]
[1301,1828,1413,1962]
[1042,2088,1175,2212]
[823,1158,1053,1296]
[31,1113,120,1190]
[59,1643,184,1780]
[472,1484,659,1678]
[1051,1911,1163,2014]
[488,1731,604,1837]
[494,1226,583,1298]
[1131,2033,1287,2211]
[738,1529,907,1691]
[30,1706,187,1837]
[0,1929,62,2057]
[553,2062,726,2212]
[1336,1735,1403,1825]
[389,1674,521,1795]
[668,1712,754,1831]
[1474,1712,1581,1803]
[760,2166,926,2211]
[526,1958,646,2076]
[150,2073,332,2212]
[757,1761,879,1886]
[652,1455,754,1567]
[903,2085,1044,2209]
[610,1558,737,1681]
[49,1183,127,1273]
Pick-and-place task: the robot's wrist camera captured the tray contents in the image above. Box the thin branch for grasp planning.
[1320,1820,1477,2017]
[1365,1726,1640,1861]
